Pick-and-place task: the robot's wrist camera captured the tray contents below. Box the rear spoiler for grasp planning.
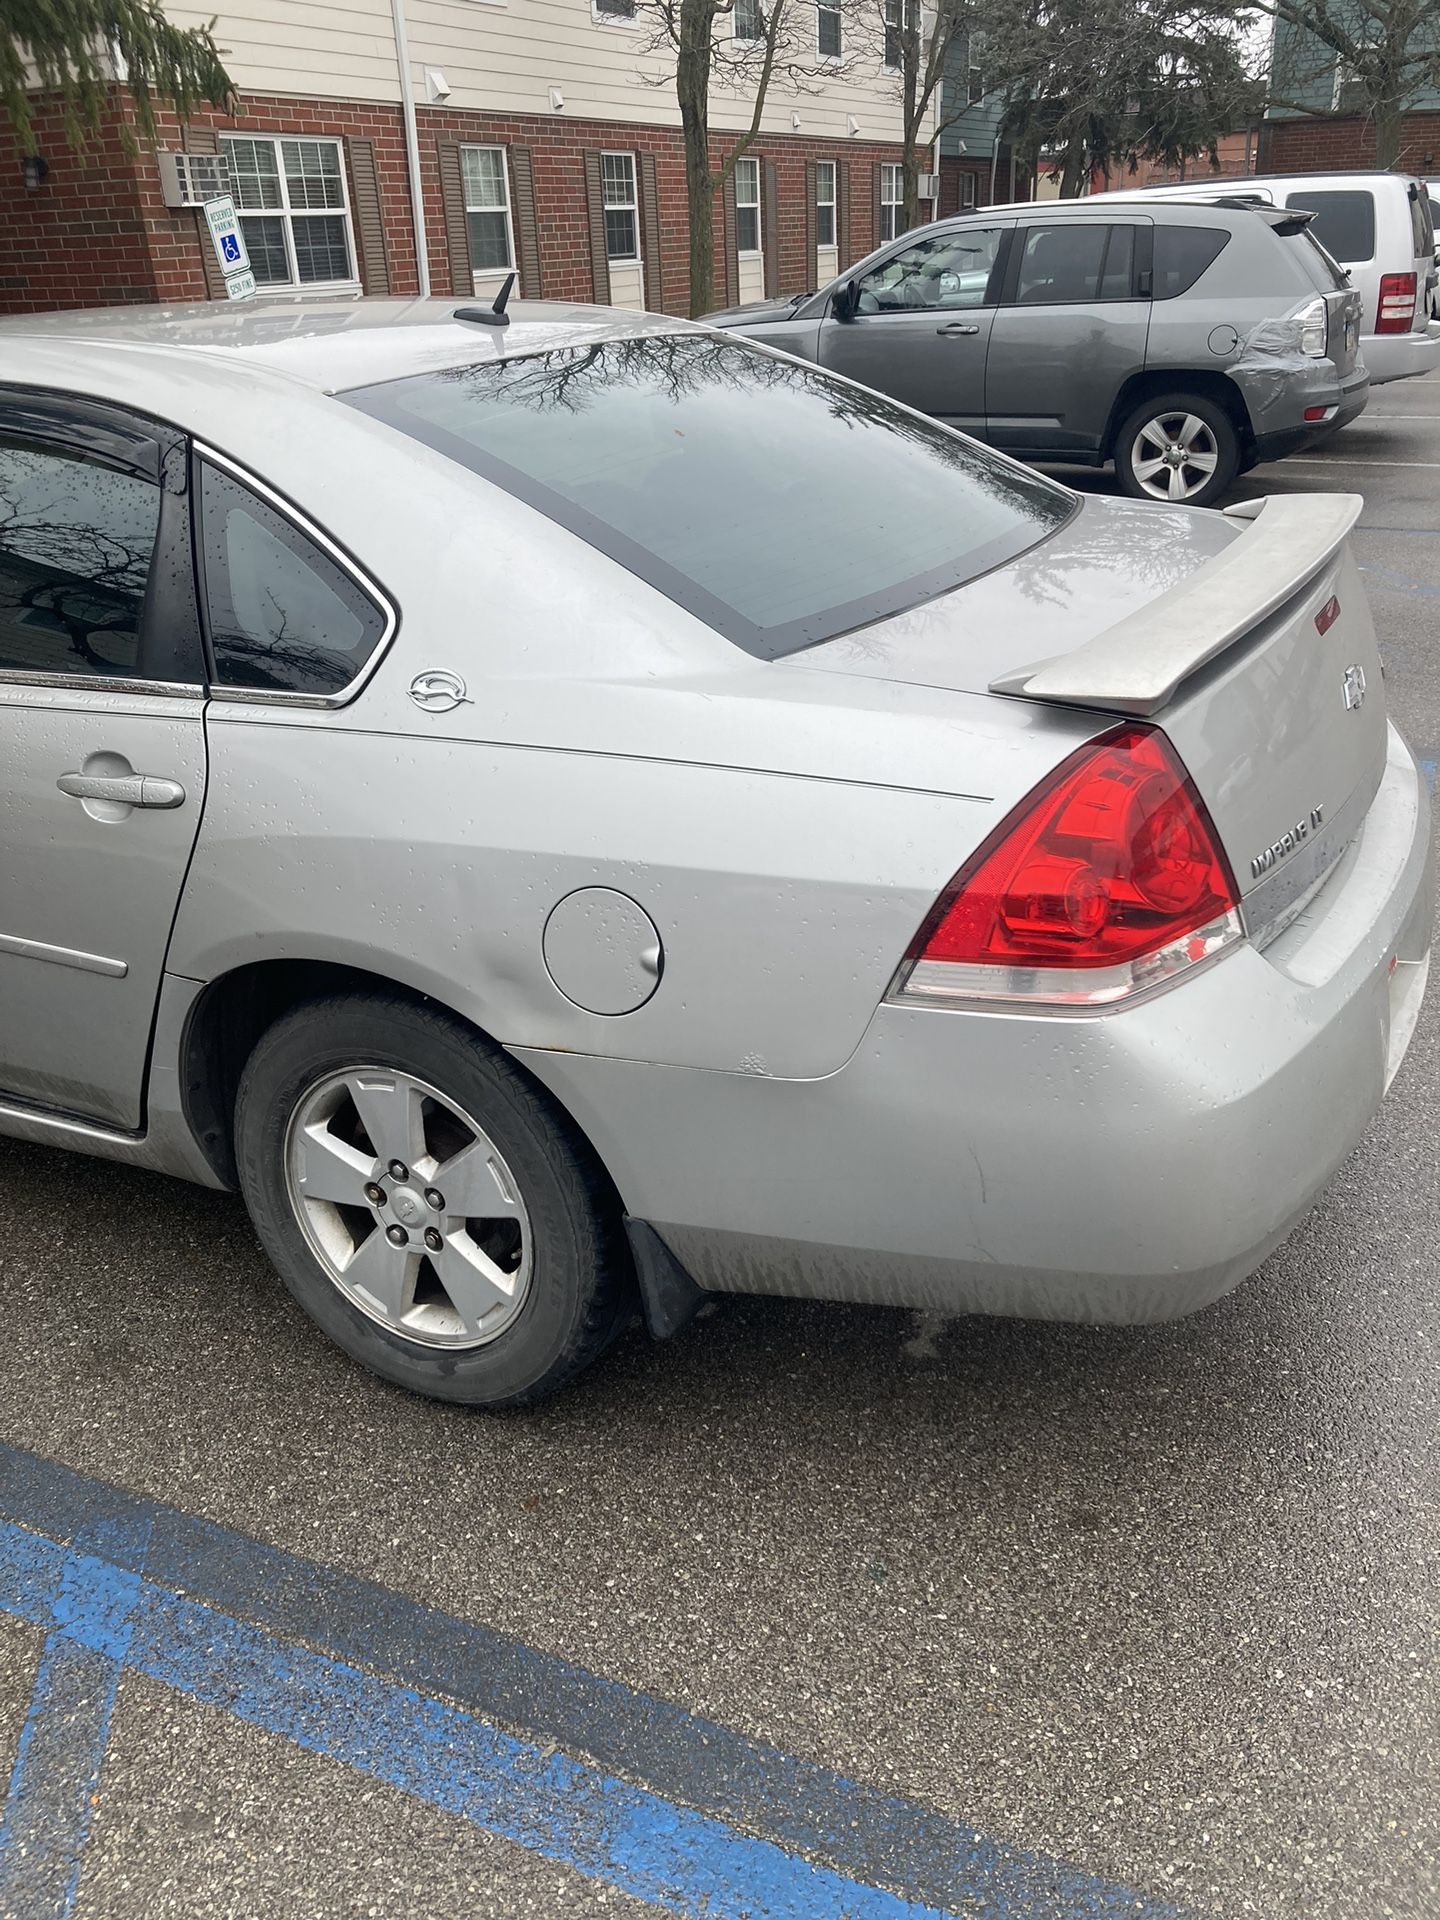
[990,492,1363,716]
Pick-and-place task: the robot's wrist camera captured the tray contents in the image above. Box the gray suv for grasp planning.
[708,199,1367,507]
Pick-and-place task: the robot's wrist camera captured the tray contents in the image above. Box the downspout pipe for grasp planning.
[391,0,432,296]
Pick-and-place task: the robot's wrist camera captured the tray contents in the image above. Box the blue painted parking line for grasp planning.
[0,1444,1197,1919]
[0,1512,151,1920]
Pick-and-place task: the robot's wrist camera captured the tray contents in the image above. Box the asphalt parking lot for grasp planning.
[0,373,1436,1920]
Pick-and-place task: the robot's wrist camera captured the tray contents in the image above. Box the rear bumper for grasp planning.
[1361,323,1440,384]
[1252,380,1370,462]
[1247,361,1370,463]
[517,727,1433,1325]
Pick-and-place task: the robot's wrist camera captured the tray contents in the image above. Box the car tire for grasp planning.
[233,992,632,1407]
[1113,391,1240,508]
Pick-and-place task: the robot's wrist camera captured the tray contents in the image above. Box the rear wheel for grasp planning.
[234,993,631,1406]
[1113,391,1239,508]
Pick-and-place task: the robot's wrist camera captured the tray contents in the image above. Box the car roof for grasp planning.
[0,295,696,394]
[938,194,1252,224]
[1102,169,1425,193]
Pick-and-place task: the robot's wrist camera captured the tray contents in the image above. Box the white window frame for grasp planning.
[968,62,985,104]
[733,0,766,41]
[816,0,842,59]
[880,163,904,243]
[220,134,358,293]
[591,0,639,27]
[816,160,837,247]
[601,150,641,265]
[735,156,762,257]
[883,0,917,72]
[460,144,515,279]
[960,169,978,209]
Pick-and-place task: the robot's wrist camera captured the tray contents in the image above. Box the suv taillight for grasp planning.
[1297,296,1328,358]
[1376,272,1417,334]
[891,725,1243,1010]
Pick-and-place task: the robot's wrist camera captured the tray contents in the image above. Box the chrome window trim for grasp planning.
[0,671,204,698]
[194,440,400,711]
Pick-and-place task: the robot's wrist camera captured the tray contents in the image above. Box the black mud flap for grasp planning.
[624,1219,709,1340]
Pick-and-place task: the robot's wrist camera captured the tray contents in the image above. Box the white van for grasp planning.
[1100,171,1439,384]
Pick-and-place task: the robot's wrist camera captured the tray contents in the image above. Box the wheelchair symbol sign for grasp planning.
[202,194,253,294]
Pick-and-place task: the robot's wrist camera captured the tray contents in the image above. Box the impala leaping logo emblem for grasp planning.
[408,670,471,715]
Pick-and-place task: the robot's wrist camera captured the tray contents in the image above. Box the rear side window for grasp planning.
[199,462,388,696]
[1411,188,1434,255]
[1013,224,1136,304]
[344,335,1074,659]
[1152,225,1230,299]
[0,438,159,678]
[1282,190,1376,263]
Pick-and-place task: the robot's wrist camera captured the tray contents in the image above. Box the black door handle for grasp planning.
[936,322,981,337]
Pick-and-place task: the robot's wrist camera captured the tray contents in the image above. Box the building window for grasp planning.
[816,160,836,247]
[733,0,765,39]
[602,152,640,262]
[960,170,977,209]
[968,64,985,104]
[593,0,636,18]
[222,136,355,289]
[880,163,905,243]
[460,146,514,273]
[883,0,917,71]
[735,157,761,254]
[817,1,841,57]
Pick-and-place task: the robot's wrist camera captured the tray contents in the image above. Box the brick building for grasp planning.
[0,0,938,317]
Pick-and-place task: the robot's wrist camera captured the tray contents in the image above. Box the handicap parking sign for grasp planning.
[202,194,254,298]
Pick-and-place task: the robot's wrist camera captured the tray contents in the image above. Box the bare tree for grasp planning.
[1258,0,1440,169]
[639,0,861,316]
[879,0,977,230]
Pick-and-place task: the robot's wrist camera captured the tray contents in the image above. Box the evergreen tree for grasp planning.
[1,1,233,151]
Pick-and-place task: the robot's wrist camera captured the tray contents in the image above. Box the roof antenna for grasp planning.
[454,272,515,328]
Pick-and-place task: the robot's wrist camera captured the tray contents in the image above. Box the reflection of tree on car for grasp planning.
[855,233,999,312]
[0,443,157,676]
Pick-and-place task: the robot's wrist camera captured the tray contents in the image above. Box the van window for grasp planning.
[1152,226,1229,298]
[1282,190,1376,264]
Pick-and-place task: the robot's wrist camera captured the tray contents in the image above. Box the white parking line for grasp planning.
[1281,456,1440,468]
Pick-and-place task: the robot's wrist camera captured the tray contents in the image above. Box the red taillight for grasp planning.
[894,725,1243,1009]
[1376,272,1417,334]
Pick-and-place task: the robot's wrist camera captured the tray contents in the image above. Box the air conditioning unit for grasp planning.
[918,171,940,199]
[157,150,233,209]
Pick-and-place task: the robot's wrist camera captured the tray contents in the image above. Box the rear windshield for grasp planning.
[1282,189,1376,263]
[1293,229,1350,292]
[345,335,1074,659]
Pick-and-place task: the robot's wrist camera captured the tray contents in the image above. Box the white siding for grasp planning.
[168,0,927,139]
[407,0,915,141]
[165,0,402,103]
[608,261,646,310]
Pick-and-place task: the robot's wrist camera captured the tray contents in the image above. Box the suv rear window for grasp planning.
[346,335,1074,659]
[1152,225,1229,298]
[1282,189,1376,263]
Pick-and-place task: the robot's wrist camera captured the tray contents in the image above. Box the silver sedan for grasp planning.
[0,298,1431,1405]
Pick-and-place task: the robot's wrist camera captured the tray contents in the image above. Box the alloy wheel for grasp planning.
[284,1066,532,1349]
[1128,411,1221,502]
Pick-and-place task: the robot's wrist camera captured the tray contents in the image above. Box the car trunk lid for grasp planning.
[800,492,1388,938]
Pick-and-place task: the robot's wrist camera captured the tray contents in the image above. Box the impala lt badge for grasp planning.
[1251,804,1325,880]
[1341,663,1367,711]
